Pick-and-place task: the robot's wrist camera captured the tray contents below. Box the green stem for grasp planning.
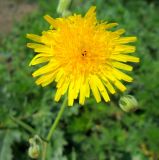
[42,142,47,160]
[10,116,36,134]
[10,116,48,143]
[42,96,67,160]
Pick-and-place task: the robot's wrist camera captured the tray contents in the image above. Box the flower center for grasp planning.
[81,50,87,57]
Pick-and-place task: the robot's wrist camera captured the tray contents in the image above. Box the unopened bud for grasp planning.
[28,144,40,159]
[57,0,71,14]
[119,95,138,112]
[28,135,42,159]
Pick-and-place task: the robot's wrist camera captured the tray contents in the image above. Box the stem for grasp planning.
[42,96,67,160]
[42,142,47,160]
[10,116,48,143]
[10,116,36,134]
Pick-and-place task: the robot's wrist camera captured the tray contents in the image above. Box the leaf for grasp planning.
[0,130,20,160]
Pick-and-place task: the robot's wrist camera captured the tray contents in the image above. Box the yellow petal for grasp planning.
[29,54,52,66]
[78,76,90,105]
[111,54,140,62]
[85,6,96,18]
[27,43,45,49]
[93,75,110,102]
[61,78,70,95]
[106,74,126,91]
[112,61,133,71]
[57,76,66,89]
[89,76,101,103]
[85,80,90,98]
[103,79,116,94]
[55,69,64,82]
[26,34,41,43]
[34,47,52,53]
[114,45,136,54]
[30,57,50,66]
[113,29,125,36]
[35,73,56,86]
[73,77,81,99]
[32,63,59,77]
[44,15,58,28]
[113,68,133,82]
[41,77,55,87]
[85,6,96,24]
[116,37,137,44]
[68,81,75,106]
[104,23,118,29]
[114,80,126,92]
[54,88,63,102]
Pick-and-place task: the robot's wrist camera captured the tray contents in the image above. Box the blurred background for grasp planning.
[0,0,159,159]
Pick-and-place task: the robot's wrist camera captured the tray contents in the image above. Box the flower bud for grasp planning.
[57,0,71,14]
[119,95,138,112]
[28,135,42,159]
[28,144,40,159]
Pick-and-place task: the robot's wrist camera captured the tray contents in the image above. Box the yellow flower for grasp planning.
[27,6,139,106]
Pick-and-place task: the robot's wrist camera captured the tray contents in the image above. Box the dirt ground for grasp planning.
[0,0,37,36]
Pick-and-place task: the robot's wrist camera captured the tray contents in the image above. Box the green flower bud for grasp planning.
[119,95,139,112]
[28,135,42,159]
[57,0,71,14]
[28,144,40,159]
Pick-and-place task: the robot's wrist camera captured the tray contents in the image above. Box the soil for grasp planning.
[0,0,37,36]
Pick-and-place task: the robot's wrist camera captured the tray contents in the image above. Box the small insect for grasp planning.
[82,50,87,56]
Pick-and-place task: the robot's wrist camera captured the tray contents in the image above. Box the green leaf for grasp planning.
[0,130,20,160]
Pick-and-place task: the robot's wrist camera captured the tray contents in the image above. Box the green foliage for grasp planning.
[0,130,20,160]
[0,0,159,159]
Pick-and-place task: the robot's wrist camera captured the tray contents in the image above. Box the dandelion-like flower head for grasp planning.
[27,7,139,106]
